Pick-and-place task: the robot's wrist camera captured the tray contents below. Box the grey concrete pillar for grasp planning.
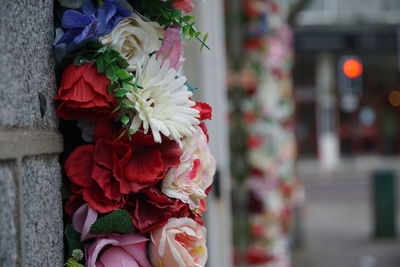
[0,1,64,266]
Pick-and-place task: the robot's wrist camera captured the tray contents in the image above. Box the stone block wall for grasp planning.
[0,1,64,266]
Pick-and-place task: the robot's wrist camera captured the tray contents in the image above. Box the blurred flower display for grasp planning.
[227,0,303,266]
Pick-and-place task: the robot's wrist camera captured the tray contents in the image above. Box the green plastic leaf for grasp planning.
[71,249,83,262]
[122,102,135,109]
[105,66,115,80]
[112,103,122,114]
[96,57,106,73]
[64,258,84,267]
[89,209,134,235]
[114,89,129,98]
[116,69,132,80]
[120,115,130,125]
[65,224,82,254]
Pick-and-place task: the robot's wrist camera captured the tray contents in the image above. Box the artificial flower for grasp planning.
[123,131,182,192]
[124,185,201,233]
[100,16,163,71]
[193,102,212,121]
[54,63,116,122]
[65,124,183,213]
[56,8,99,45]
[97,0,133,35]
[72,204,98,241]
[172,0,195,13]
[126,55,199,143]
[162,127,215,212]
[64,140,131,213]
[56,0,132,45]
[86,234,152,267]
[157,25,184,70]
[150,217,208,267]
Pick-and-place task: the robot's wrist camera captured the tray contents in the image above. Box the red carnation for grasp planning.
[123,132,182,192]
[64,126,183,214]
[194,102,212,121]
[64,140,131,214]
[54,63,117,122]
[124,185,202,232]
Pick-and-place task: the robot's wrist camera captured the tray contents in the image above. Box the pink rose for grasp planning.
[150,217,208,267]
[157,25,184,70]
[72,204,98,241]
[172,0,195,13]
[86,234,152,267]
[162,127,215,212]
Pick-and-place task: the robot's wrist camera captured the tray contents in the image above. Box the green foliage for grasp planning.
[72,44,143,136]
[140,0,210,50]
[65,224,83,255]
[64,258,85,267]
[71,249,84,262]
[89,209,134,235]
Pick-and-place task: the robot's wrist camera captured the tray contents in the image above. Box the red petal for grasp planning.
[82,187,121,214]
[124,149,164,183]
[64,145,96,188]
[194,102,212,121]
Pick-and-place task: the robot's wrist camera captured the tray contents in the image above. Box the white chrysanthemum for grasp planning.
[126,55,199,143]
[100,16,163,71]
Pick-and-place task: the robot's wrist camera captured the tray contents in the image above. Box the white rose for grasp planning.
[100,16,163,71]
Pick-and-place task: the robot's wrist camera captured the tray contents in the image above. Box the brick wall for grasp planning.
[0,1,64,266]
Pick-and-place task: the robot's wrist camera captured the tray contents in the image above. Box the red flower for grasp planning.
[64,125,183,214]
[172,0,194,13]
[194,102,212,121]
[64,140,131,214]
[124,185,202,232]
[123,132,182,192]
[54,63,117,122]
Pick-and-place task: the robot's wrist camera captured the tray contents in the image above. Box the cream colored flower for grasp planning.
[150,217,208,267]
[125,55,199,143]
[162,127,215,212]
[100,16,163,71]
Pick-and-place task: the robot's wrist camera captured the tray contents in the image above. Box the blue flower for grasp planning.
[97,0,133,35]
[55,0,132,46]
[55,0,99,45]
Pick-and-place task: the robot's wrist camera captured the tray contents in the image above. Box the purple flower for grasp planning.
[97,0,133,35]
[56,0,132,46]
[55,0,99,45]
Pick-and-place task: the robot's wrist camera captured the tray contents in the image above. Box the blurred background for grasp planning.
[185,0,400,266]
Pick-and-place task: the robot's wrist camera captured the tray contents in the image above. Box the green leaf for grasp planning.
[122,102,135,109]
[65,224,82,254]
[112,103,122,114]
[64,258,84,267]
[104,49,120,64]
[105,66,115,80]
[89,209,134,235]
[96,57,106,73]
[122,81,134,91]
[120,115,130,125]
[114,89,129,98]
[116,69,132,80]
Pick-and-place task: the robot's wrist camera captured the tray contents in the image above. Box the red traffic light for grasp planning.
[343,58,363,78]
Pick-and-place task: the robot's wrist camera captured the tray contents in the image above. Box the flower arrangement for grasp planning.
[227,0,302,266]
[54,1,214,266]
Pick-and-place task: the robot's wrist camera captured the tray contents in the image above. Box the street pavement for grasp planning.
[293,166,400,267]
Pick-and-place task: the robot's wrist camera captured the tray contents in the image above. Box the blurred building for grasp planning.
[292,0,400,168]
